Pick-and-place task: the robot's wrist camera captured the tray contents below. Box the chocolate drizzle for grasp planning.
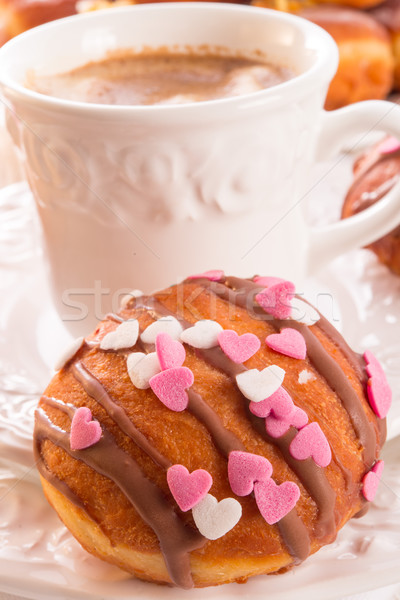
[201,277,378,468]
[35,396,204,589]
[72,361,171,469]
[34,397,88,513]
[186,389,310,562]
[135,297,313,556]
[138,294,336,541]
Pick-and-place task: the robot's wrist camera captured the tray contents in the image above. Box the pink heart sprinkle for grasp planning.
[187,270,224,281]
[228,451,272,497]
[289,422,331,468]
[155,332,186,371]
[254,478,300,525]
[378,136,400,155]
[218,330,261,364]
[255,280,295,320]
[249,387,294,419]
[364,350,392,419]
[362,460,384,502]
[167,464,213,512]
[266,328,307,360]
[265,406,308,438]
[70,407,102,451]
[253,276,285,287]
[149,367,194,412]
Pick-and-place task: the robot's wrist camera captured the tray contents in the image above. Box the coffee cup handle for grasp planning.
[308,100,400,273]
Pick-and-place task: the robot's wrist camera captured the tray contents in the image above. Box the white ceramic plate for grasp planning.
[0,181,400,600]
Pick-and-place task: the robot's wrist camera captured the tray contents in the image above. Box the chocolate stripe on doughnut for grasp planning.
[72,361,171,469]
[198,276,378,467]
[185,337,336,541]
[134,300,315,553]
[307,303,386,449]
[186,388,310,561]
[34,397,88,513]
[34,396,205,589]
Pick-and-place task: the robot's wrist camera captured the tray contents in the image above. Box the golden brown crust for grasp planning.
[34,279,384,587]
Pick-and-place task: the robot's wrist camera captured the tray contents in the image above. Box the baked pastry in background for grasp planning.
[295,5,394,109]
[0,0,77,44]
[342,136,400,275]
[34,273,390,587]
[369,0,400,90]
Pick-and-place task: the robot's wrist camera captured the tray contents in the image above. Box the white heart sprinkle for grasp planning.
[236,365,285,403]
[127,352,161,389]
[298,369,316,384]
[192,494,242,540]
[290,298,320,326]
[54,337,84,371]
[180,320,223,349]
[120,289,143,309]
[100,319,139,351]
[141,317,183,344]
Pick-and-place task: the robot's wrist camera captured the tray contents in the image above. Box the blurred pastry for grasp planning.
[0,0,77,44]
[342,136,400,275]
[369,0,400,90]
[296,5,394,109]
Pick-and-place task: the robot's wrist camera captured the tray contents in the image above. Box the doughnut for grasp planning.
[34,273,389,588]
[369,0,400,90]
[342,136,400,275]
[295,6,394,110]
[0,0,77,44]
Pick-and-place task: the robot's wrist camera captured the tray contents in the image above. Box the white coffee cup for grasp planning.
[0,3,399,335]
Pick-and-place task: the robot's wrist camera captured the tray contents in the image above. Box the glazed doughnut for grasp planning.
[342,136,400,275]
[0,0,77,44]
[369,0,400,90]
[34,273,390,588]
[295,6,394,110]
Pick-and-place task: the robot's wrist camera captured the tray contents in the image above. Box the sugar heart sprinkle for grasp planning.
[192,494,242,540]
[127,352,161,389]
[149,367,194,412]
[70,407,102,451]
[255,280,295,320]
[155,332,186,371]
[180,320,223,349]
[236,365,285,403]
[228,451,272,496]
[253,276,285,287]
[289,422,331,468]
[141,317,183,344]
[100,319,139,351]
[187,270,224,281]
[120,289,143,309]
[265,328,307,360]
[362,460,384,502]
[364,350,392,419]
[167,464,213,512]
[378,136,400,155]
[54,336,84,371]
[265,406,308,438]
[218,330,261,364]
[254,478,300,525]
[249,387,294,419]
